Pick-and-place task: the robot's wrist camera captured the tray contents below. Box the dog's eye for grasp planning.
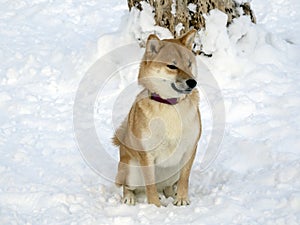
[167,64,178,70]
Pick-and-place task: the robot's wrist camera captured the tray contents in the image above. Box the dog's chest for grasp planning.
[148,100,200,167]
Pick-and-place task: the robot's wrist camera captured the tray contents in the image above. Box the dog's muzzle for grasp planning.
[171,79,197,94]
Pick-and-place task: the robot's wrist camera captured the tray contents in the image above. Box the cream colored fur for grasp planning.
[113,30,201,207]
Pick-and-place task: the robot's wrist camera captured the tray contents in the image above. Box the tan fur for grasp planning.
[113,30,201,207]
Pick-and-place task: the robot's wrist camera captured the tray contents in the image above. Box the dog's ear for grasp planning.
[180,29,197,50]
[146,34,162,55]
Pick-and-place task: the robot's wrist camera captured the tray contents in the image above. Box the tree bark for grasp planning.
[128,0,256,37]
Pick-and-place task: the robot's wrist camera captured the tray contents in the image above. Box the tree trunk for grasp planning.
[128,0,256,37]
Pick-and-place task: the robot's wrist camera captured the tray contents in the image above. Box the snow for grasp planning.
[1,0,300,224]
[171,0,177,16]
[188,3,197,13]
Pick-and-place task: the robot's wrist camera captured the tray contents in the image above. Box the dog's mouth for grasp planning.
[171,83,193,94]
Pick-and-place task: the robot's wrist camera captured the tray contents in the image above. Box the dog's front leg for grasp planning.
[173,147,197,206]
[139,155,161,207]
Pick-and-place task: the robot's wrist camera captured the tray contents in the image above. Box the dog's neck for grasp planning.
[149,92,179,105]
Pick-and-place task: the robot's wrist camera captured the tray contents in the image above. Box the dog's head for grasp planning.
[139,30,198,99]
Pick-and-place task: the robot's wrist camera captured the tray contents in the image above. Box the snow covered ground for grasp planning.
[1,0,300,224]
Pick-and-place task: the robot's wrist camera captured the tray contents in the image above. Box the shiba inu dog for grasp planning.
[113,30,201,207]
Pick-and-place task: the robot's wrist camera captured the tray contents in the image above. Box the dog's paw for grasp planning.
[122,196,136,205]
[163,186,176,199]
[122,194,136,205]
[173,197,190,206]
[148,197,161,207]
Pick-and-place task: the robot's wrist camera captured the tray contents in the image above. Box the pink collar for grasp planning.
[150,93,179,105]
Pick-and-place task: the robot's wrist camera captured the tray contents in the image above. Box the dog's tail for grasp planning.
[112,134,121,146]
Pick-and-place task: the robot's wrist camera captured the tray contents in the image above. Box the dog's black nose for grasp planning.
[186,79,197,89]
